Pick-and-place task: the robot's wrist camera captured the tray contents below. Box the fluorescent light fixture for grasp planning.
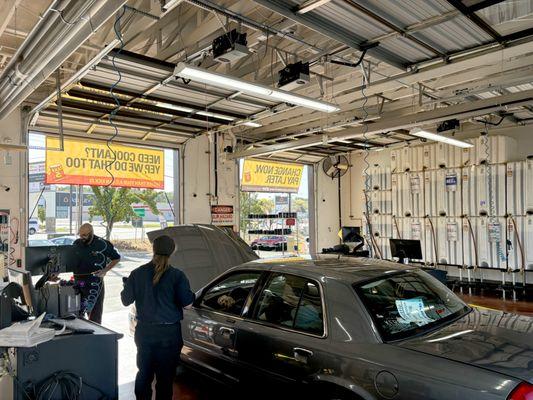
[197,111,235,121]
[410,128,473,148]
[241,121,262,128]
[175,63,271,96]
[155,101,193,113]
[297,0,333,14]
[174,63,340,113]
[269,90,339,113]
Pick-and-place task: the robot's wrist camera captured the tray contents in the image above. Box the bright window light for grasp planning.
[174,63,340,113]
[410,128,473,148]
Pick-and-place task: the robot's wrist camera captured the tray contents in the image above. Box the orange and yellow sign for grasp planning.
[241,159,303,193]
[45,137,164,189]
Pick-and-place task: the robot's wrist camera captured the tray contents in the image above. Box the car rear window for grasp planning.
[253,273,324,336]
[354,270,469,341]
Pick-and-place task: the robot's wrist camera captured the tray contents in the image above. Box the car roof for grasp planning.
[236,257,413,284]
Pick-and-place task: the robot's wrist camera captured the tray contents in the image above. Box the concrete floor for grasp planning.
[100,251,533,399]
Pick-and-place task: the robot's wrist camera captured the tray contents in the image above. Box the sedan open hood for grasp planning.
[147,225,259,291]
[396,307,533,383]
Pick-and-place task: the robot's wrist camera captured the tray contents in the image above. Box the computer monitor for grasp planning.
[390,239,423,262]
[7,268,34,313]
[340,226,362,243]
[25,245,77,276]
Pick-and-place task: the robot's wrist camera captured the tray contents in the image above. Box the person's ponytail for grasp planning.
[152,254,170,285]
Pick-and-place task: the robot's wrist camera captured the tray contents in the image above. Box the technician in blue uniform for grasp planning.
[121,235,194,400]
[72,223,121,324]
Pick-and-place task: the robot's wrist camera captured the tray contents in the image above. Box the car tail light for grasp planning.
[508,382,533,400]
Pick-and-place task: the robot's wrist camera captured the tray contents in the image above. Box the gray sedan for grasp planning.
[181,258,533,400]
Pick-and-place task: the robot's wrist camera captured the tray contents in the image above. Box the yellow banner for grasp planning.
[45,137,164,189]
[241,159,303,193]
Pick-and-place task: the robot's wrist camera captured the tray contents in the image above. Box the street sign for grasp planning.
[133,208,146,217]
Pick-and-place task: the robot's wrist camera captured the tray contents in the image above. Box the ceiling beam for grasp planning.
[231,88,533,158]
[33,125,183,149]
[0,0,22,38]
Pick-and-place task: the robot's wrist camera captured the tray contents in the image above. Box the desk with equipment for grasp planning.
[0,246,122,400]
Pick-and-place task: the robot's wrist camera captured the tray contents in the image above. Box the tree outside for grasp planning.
[37,206,46,224]
[239,191,275,234]
[89,186,160,240]
[292,197,308,216]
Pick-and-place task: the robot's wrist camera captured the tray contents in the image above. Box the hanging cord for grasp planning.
[364,213,382,259]
[464,215,479,270]
[392,215,402,239]
[425,216,438,268]
[482,123,507,266]
[358,54,375,256]
[507,215,525,274]
[106,6,126,187]
[83,7,126,315]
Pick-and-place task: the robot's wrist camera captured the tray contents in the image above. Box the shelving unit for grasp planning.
[245,212,299,256]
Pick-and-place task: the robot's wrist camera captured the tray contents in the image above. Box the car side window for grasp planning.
[199,271,262,316]
[253,273,324,336]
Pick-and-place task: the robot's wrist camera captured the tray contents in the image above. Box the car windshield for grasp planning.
[355,270,470,341]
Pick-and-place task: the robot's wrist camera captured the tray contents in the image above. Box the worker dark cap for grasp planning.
[153,235,175,256]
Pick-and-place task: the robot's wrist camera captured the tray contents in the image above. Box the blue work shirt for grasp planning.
[72,236,121,281]
[121,262,195,324]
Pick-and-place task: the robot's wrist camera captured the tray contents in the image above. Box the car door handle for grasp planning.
[293,347,314,363]
[219,327,235,339]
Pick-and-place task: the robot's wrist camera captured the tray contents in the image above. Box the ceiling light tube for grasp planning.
[174,63,340,113]
[162,0,185,12]
[410,128,473,148]
[197,110,235,121]
[297,0,333,14]
[241,121,262,128]
[155,101,194,113]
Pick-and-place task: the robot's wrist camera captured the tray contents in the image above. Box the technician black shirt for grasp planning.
[72,235,121,280]
[120,262,195,324]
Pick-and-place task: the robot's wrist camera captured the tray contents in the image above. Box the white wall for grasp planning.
[181,132,238,229]
[0,108,25,270]
[315,159,341,252]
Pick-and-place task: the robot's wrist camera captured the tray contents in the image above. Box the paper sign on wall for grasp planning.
[211,205,234,226]
[445,173,458,192]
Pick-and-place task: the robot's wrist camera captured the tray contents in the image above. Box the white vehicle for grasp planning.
[28,219,39,235]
